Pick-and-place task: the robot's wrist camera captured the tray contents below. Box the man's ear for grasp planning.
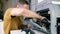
[16,4,19,8]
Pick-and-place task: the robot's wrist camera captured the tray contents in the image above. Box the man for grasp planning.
[4,0,48,34]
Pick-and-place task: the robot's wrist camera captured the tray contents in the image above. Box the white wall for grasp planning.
[30,0,38,11]
[54,5,60,17]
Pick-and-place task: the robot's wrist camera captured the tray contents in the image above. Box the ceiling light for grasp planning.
[52,1,60,4]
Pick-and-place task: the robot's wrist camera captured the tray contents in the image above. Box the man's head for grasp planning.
[17,0,29,9]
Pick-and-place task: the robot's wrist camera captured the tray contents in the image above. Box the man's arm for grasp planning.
[11,8,45,20]
[21,9,44,20]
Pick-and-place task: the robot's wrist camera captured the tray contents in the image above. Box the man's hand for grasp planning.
[40,17,49,23]
[41,17,50,29]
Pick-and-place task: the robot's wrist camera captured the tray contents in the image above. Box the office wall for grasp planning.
[3,0,18,11]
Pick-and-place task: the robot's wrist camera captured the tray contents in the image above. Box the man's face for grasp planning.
[17,3,29,9]
[23,4,29,9]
